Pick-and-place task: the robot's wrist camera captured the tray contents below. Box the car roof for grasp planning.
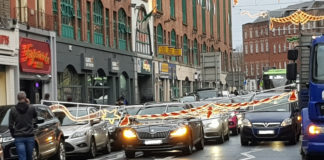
[254,92,286,99]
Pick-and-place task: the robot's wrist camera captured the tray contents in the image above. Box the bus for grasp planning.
[262,69,288,90]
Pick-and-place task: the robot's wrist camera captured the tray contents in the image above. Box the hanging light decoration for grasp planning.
[241,10,268,18]
[270,9,324,30]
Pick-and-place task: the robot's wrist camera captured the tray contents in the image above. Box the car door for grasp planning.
[89,108,106,148]
[35,106,57,158]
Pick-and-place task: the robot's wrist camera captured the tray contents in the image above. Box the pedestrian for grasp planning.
[9,91,37,160]
[234,90,239,96]
[42,93,52,106]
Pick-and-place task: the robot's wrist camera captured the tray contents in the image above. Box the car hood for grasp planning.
[61,124,90,136]
[0,126,11,137]
[245,112,291,123]
[131,119,185,132]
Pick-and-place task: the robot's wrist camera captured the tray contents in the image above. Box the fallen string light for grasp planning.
[240,10,268,18]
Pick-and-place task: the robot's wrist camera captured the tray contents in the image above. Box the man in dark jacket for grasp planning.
[9,91,37,160]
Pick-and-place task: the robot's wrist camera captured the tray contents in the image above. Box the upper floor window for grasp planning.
[244,31,247,39]
[157,0,162,12]
[202,0,206,33]
[182,0,187,24]
[136,8,150,55]
[193,0,197,29]
[170,0,175,18]
[194,39,198,65]
[93,0,104,45]
[183,35,188,64]
[61,0,74,39]
[118,9,127,50]
[171,29,176,61]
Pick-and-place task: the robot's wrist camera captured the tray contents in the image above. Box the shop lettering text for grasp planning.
[20,43,50,69]
[143,60,151,72]
[0,35,9,45]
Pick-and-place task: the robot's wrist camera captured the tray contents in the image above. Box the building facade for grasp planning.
[153,0,232,101]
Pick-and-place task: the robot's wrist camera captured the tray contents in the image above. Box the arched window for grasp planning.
[194,39,198,65]
[157,24,163,58]
[87,69,109,104]
[58,66,82,102]
[183,35,188,64]
[211,45,215,52]
[136,8,150,55]
[118,9,127,50]
[202,0,206,33]
[119,72,129,102]
[210,0,214,35]
[61,0,74,39]
[171,29,176,61]
[93,0,103,45]
[202,42,206,53]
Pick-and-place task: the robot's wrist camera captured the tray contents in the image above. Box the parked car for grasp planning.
[121,103,204,158]
[240,92,301,146]
[0,145,3,160]
[228,112,239,135]
[202,113,230,143]
[0,105,65,160]
[54,107,111,158]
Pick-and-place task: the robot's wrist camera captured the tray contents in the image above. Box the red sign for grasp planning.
[20,38,51,74]
[0,35,9,45]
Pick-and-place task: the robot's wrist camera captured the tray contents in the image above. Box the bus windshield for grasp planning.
[263,69,287,89]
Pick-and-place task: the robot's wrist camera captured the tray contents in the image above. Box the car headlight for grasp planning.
[123,129,137,139]
[242,119,252,127]
[1,137,15,143]
[71,131,87,139]
[281,118,292,127]
[170,126,188,137]
[208,119,220,128]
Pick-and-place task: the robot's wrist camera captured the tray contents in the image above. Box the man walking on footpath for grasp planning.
[9,91,37,160]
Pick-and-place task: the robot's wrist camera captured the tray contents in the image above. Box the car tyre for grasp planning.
[32,146,39,160]
[104,135,112,154]
[52,140,66,160]
[88,138,97,158]
[225,131,230,141]
[195,137,204,150]
[288,132,297,145]
[232,127,239,135]
[125,150,135,158]
[240,136,249,146]
[217,131,225,144]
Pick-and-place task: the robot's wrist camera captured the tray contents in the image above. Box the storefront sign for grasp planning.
[0,35,9,45]
[138,58,152,74]
[19,38,51,74]
[109,58,119,73]
[81,53,95,70]
[158,45,182,56]
[160,62,169,78]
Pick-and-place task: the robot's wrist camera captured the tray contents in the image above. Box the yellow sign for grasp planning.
[168,47,174,56]
[161,63,169,73]
[158,46,182,56]
[174,48,182,56]
[158,46,169,55]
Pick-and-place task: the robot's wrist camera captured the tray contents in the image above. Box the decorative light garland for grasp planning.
[270,9,324,30]
[240,10,268,18]
[48,91,297,127]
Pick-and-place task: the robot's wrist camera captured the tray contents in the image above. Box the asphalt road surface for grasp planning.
[67,134,321,160]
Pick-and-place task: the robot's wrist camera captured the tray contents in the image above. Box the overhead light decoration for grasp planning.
[270,9,324,30]
[47,91,296,126]
[241,11,268,18]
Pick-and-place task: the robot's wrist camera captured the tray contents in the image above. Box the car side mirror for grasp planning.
[36,117,45,124]
[90,118,100,126]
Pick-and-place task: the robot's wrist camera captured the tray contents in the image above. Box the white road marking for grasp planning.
[154,156,176,160]
[240,148,263,160]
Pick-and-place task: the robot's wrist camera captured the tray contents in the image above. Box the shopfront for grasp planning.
[169,64,178,99]
[0,28,19,105]
[176,65,196,97]
[56,40,134,105]
[137,58,153,103]
[158,62,170,102]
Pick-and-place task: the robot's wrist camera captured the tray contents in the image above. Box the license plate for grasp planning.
[258,130,274,134]
[144,140,162,145]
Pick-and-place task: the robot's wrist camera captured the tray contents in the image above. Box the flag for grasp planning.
[138,8,154,32]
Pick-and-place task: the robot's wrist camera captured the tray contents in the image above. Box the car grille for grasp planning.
[64,136,69,139]
[205,132,219,137]
[137,131,169,139]
[64,143,75,152]
[252,122,281,128]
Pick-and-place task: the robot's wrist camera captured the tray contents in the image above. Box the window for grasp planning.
[223,0,226,42]
[157,24,163,58]
[244,31,247,39]
[284,44,287,52]
[87,2,91,42]
[284,61,287,69]
[261,42,264,53]
[313,21,316,29]
[245,64,248,76]
[93,0,103,45]
[193,0,197,29]
[255,42,259,53]
[77,0,81,41]
[265,28,268,35]
[273,28,276,36]
[308,22,311,29]
[202,43,206,53]
[61,0,74,39]
[216,0,220,39]
[250,43,253,54]
[210,0,214,36]
[260,29,263,36]
[105,9,110,47]
[171,29,176,61]
[273,44,276,53]
[249,29,253,38]
[283,26,286,34]
[256,63,259,76]
[113,11,117,48]
[279,62,282,69]
[183,35,188,64]
[58,66,82,102]
[170,0,175,18]
[245,44,248,54]
[255,30,258,37]
[294,25,297,33]
[136,9,150,55]
[288,25,291,34]
[157,0,162,12]
[266,41,269,52]
[251,64,254,76]
[118,9,127,50]
[278,27,281,36]
[182,0,187,24]
[194,39,198,65]
[202,0,206,33]
[278,44,281,53]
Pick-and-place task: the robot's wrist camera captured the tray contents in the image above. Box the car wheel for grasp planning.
[195,137,204,150]
[32,147,39,160]
[225,131,230,141]
[289,131,297,145]
[240,136,249,146]
[182,142,193,155]
[88,138,97,158]
[52,140,66,160]
[104,136,112,154]
[232,127,239,135]
[125,150,135,158]
[217,131,225,144]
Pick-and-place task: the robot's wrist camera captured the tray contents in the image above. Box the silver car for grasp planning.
[54,107,111,158]
[202,113,230,143]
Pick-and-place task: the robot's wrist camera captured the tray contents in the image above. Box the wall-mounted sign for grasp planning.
[0,35,9,45]
[137,58,152,74]
[158,45,182,56]
[20,38,51,74]
[109,58,119,73]
[159,62,169,79]
[81,53,95,70]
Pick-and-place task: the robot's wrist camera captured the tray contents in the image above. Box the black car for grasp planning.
[0,105,65,160]
[121,103,204,158]
[240,92,301,146]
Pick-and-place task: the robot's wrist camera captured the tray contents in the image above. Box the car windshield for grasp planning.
[180,96,196,102]
[314,45,324,82]
[125,108,141,115]
[137,106,166,115]
[55,109,88,126]
[0,106,11,127]
[197,90,219,100]
[252,95,290,112]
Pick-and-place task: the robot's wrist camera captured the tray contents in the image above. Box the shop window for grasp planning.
[61,0,74,39]
[118,9,127,50]
[192,0,197,29]
[193,39,198,65]
[87,69,109,104]
[93,0,104,45]
[182,0,187,24]
[183,35,188,64]
[136,8,151,55]
[202,0,206,34]
[171,29,176,61]
[58,66,82,102]
[182,78,190,95]
[157,24,163,58]
[119,72,129,103]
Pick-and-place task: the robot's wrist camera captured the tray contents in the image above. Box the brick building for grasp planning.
[243,1,324,91]
[153,0,232,101]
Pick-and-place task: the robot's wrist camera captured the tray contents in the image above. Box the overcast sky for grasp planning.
[232,0,312,50]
